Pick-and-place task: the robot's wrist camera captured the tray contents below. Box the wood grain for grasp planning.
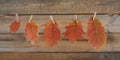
[0,0,120,60]
[0,53,120,60]
[0,0,120,14]
[0,33,119,52]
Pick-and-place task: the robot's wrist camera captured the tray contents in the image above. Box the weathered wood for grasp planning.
[0,0,120,14]
[0,33,119,52]
[0,0,119,60]
[0,15,120,33]
[0,53,120,60]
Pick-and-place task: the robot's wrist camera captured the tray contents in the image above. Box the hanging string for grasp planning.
[93,11,97,20]
[50,15,55,23]
[16,14,19,22]
[108,11,120,15]
[29,15,33,23]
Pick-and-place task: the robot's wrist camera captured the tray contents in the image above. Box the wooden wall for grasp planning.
[0,0,120,60]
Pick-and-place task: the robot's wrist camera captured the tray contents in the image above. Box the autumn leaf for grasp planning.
[87,17,107,51]
[25,20,39,45]
[43,21,61,47]
[64,20,84,43]
[9,21,20,33]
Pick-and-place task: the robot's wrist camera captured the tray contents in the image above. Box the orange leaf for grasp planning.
[87,17,107,51]
[9,21,20,33]
[25,21,39,45]
[64,20,84,43]
[43,21,61,47]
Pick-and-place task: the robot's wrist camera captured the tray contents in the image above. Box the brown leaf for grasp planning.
[25,21,39,45]
[87,17,107,51]
[9,21,20,33]
[43,21,61,47]
[64,20,84,43]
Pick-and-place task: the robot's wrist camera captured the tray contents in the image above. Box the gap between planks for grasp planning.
[1,13,120,16]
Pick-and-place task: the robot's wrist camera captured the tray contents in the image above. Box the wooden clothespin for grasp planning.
[93,11,97,20]
[16,14,19,22]
[50,15,55,23]
[29,15,33,23]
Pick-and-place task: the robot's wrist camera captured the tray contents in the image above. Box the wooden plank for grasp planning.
[0,15,120,33]
[0,53,120,60]
[0,0,120,14]
[0,33,119,52]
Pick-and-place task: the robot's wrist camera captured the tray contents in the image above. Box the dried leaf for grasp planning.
[64,20,84,43]
[9,21,20,33]
[25,21,39,45]
[43,21,61,47]
[87,17,107,51]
